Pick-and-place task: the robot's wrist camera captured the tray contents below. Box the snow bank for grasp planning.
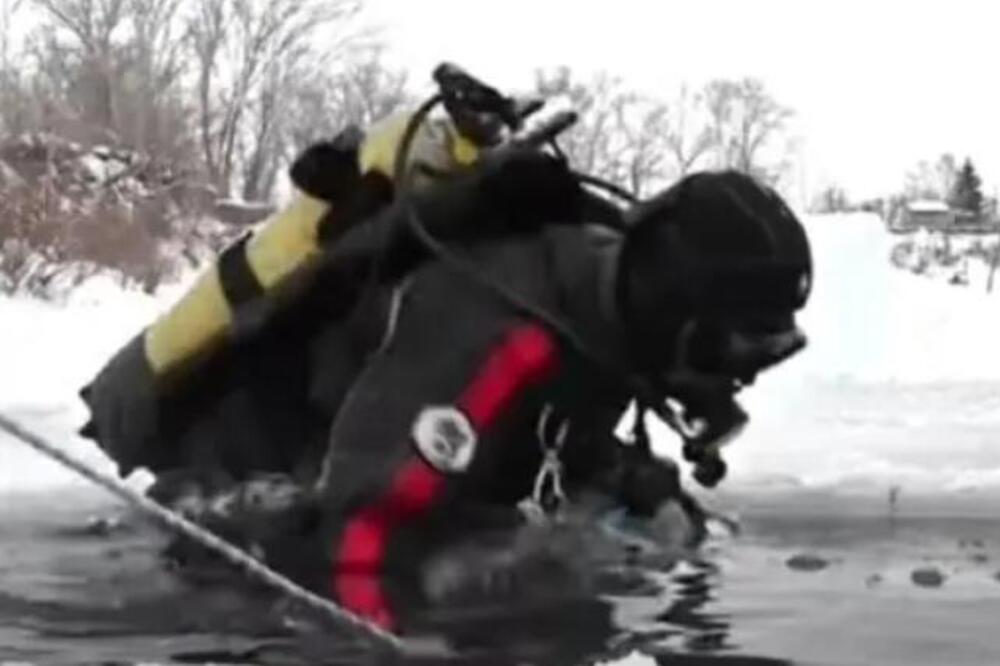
[2,213,999,502]
[705,213,1000,501]
[791,213,1000,383]
[0,273,191,492]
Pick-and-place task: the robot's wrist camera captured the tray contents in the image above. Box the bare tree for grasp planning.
[0,0,16,67]
[936,153,958,202]
[243,46,410,201]
[610,93,670,197]
[811,184,850,214]
[187,0,360,198]
[905,159,940,200]
[535,67,684,195]
[0,0,24,133]
[240,59,287,202]
[0,1,22,88]
[732,79,792,177]
[704,79,738,170]
[904,153,960,203]
[33,0,129,133]
[26,0,193,160]
[118,0,189,157]
[612,84,716,194]
[534,68,624,183]
[537,68,738,196]
[663,84,713,177]
[294,47,410,144]
[703,77,792,183]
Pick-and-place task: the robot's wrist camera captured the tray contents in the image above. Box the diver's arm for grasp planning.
[318,309,562,631]
[316,147,588,286]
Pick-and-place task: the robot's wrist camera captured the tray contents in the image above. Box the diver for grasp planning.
[79,66,812,632]
[296,167,811,629]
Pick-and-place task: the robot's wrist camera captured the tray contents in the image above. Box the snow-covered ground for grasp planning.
[2,213,1000,506]
[712,214,1000,505]
[0,276,189,492]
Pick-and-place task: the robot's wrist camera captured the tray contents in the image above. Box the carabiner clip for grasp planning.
[536,404,569,453]
[531,404,570,515]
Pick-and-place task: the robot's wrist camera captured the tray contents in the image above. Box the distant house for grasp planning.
[890,200,953,232]
[889,199,1000,234]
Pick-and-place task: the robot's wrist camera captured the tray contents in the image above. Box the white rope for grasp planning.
[0,411,402,652]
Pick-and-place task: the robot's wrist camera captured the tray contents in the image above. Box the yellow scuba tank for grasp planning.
[142,111,483,384]
[80,62,568,473]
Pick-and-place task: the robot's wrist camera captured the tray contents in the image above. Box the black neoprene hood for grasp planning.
[620,170,813,327]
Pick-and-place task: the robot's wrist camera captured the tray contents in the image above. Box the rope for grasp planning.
[0,411,402,652]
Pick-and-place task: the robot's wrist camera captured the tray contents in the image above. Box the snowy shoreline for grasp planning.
[3,213,1000,501]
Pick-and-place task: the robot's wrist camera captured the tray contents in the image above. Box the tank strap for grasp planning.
[218,234,265,308]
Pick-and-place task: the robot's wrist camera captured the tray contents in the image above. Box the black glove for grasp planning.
[78,333,161,476]
[412,147,584,238]
[318,147,585,289]
[288,127,363,203]
[474,147,584,228]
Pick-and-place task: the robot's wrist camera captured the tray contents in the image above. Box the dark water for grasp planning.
[2,491,1000,666]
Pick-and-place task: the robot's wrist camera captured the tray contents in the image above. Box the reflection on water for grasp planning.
[657,560,733,654]
[0,495,793,665]
[1,557,790,666]
[9,494,1000,666]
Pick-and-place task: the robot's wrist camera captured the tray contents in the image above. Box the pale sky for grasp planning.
[361,0,1000,206]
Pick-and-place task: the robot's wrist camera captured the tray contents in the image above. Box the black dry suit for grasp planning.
[80,144,812,631]
[307,170,812,630]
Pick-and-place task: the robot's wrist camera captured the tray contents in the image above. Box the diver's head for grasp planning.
[618,171,812,479]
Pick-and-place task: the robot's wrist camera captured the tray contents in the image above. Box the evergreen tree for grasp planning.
[948,158,984,216]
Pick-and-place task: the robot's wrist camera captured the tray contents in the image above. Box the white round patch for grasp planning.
[411,406,477,473]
